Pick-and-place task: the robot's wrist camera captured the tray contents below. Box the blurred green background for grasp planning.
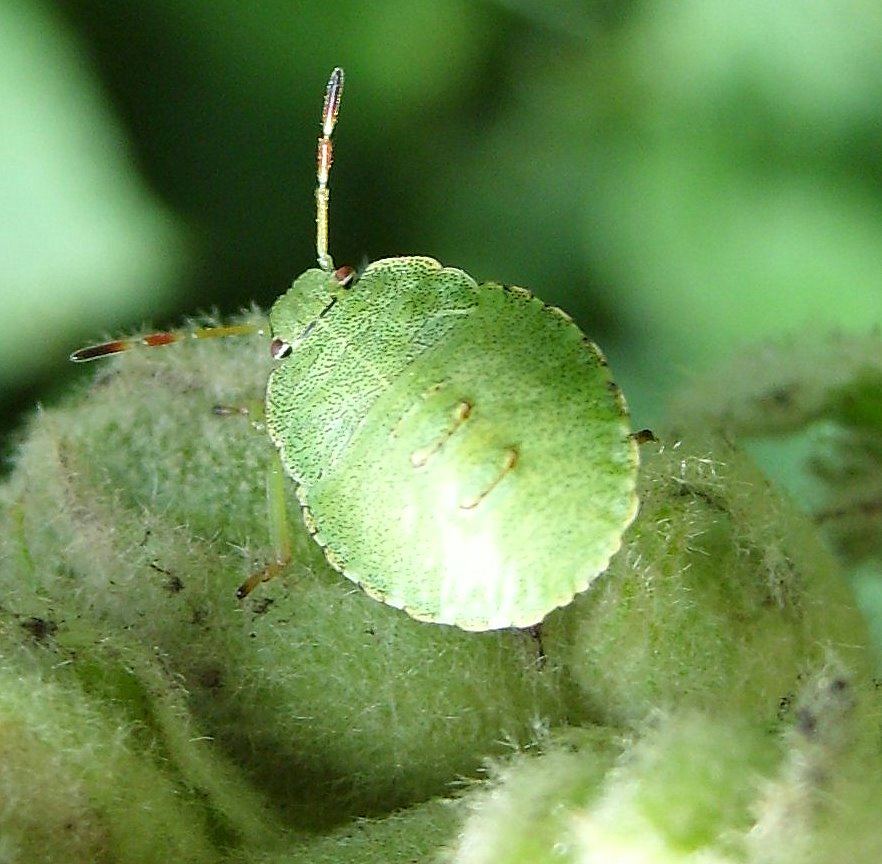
[2,0,881,456]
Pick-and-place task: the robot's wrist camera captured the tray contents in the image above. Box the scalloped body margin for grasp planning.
[266,256,639,631]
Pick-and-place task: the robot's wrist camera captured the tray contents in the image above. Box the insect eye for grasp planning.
[270,338,293,360]
[334,265,355,287]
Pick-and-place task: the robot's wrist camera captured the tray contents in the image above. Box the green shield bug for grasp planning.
[72,68,640,631]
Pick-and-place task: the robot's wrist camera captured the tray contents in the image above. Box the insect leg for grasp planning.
[409,399,473,467]
[458,447,519,510]
[236,455,292,599]
[70,321,264,362]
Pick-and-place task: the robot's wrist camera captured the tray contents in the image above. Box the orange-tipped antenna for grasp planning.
[69,322,261,362]
[316,67,344,272]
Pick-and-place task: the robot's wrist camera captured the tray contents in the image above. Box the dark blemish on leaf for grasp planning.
[251,597,275,616]
[151,561,182,592]
[630,429,657,445]
[671,482,729,513]
[759,385,798,409]
[197,664,223,690]
[163,575,185,594]
[777,692,794,722]
[21,616,58,642]
[797,707,817,737]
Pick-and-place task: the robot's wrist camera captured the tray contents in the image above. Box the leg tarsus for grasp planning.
[236,454,293,600]
[236,558,290,599]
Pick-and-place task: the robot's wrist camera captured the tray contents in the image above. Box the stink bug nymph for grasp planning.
[72,68,640,632]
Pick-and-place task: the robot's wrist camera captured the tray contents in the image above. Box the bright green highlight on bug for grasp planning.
[71,67,639,631]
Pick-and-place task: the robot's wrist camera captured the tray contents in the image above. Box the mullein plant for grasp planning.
[1,321,879,863]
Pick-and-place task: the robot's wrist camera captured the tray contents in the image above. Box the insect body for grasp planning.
[72,68,639,631]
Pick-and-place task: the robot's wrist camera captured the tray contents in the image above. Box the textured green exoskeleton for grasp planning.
[267,256,638,630]
[72,68,639,631]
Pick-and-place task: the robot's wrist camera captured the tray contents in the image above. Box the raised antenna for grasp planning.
[316,67,344,272]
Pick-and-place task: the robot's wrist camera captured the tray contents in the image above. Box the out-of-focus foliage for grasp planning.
[3,307,880,861]
[670,329,882,662]
[0,0,183,410]
[2,0,881,443]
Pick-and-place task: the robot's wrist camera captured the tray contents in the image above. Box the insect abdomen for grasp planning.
[298,266,638,630]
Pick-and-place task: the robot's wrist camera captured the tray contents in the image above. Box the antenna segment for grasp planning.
[316,67,344,272]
